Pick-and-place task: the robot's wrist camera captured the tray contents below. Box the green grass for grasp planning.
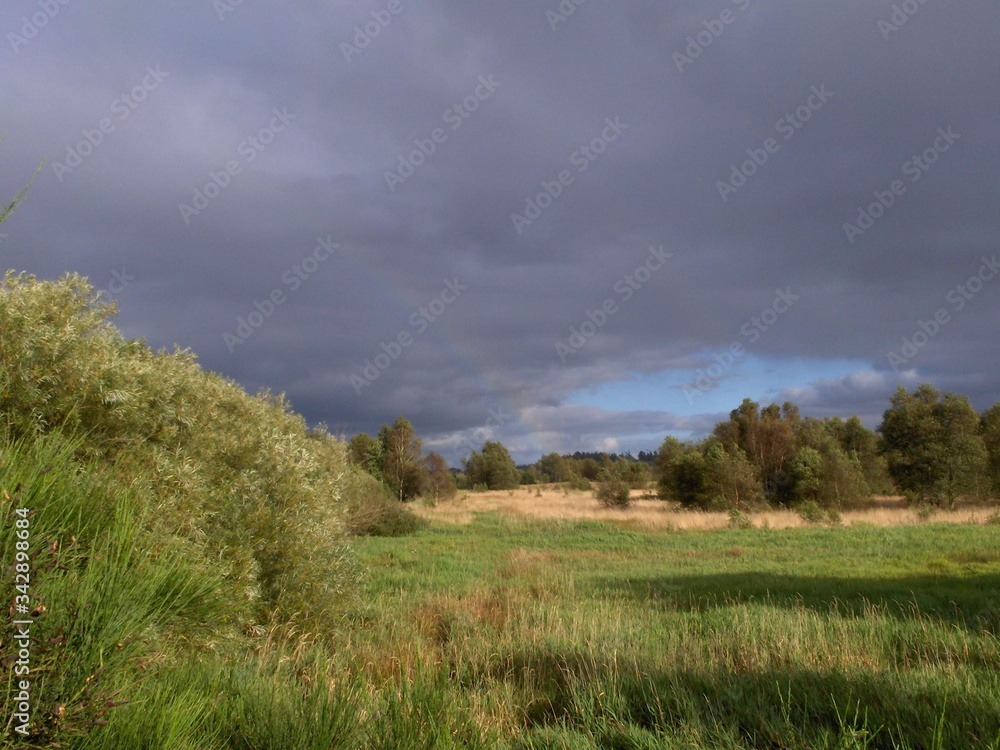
[338,515,1000,749]
[3,436,999,747]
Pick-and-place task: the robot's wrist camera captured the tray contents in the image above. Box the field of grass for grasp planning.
[4,452,1000,748]
[413,486,993,530]
[335,501,1000,749]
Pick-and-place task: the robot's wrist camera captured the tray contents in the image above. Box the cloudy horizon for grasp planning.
[2,1,998,465]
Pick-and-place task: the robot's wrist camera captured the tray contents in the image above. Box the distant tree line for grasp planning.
[348,385,1000,509]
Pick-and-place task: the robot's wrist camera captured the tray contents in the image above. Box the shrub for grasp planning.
[797,500,826,525]
[565,475,591,492]
[917,504,938,523]
[342,469,426,537]
[797,500,842,526]
[727,508,754,529]
[0,272,357,631]
[595,477,631,509]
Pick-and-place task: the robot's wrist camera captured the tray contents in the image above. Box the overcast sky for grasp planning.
[2,1,998,464]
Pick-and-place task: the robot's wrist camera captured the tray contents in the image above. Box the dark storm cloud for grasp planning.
[2,0,997,463]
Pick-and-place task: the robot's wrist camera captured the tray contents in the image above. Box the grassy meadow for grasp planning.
[4,445,1000,748]
[3,273,1000,748]
[334,498,1000,749]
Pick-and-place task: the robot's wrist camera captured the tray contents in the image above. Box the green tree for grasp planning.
[465,440,519,490]
[672,450,709,508]
[537,452,572,483]
[703,441,763,511]
[982,403,1000,498]
[347,432,383,480]
[838,415,893,493]
[655,436,687,501]
[421,452,456,501]
[377,416,427,501]
[879,385,988,506]
[714,399,796,501]
[790,446,824,504]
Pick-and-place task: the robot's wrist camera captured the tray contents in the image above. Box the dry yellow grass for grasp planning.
[414,486,992,530]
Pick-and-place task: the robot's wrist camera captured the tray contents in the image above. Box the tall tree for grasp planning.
[715,399,796,501]
[878,385,988,506]
[703,441,762,510]
[537,452,572,483]
[378,417,426,501]
[982,403,1000,497]
[655,436,687,501]
[465,440,519,490]
[422,452,456,501]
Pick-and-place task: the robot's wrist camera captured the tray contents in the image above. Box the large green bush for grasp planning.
[0,271,359,630]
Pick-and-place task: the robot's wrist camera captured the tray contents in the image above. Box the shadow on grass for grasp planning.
[594,571,1000,633]
[462,647,1000,750]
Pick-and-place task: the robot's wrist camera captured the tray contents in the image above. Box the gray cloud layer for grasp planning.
[2,0,997,463]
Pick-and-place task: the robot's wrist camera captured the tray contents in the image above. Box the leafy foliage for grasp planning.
[0,272,360,630]
[465,440,520,490]
[594,473,631,508]
[879,384,989,506]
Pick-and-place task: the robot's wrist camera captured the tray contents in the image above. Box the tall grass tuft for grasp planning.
[0,433,225,745]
